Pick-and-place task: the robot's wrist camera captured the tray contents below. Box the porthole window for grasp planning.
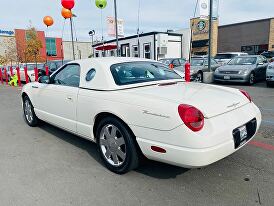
[86,69,96,81]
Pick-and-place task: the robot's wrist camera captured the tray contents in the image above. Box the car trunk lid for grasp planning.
[127,82,249,118]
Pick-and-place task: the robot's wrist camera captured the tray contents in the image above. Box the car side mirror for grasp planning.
[38,75,50,84]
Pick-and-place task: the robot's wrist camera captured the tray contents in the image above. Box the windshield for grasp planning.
[191,59,204,66]
[110,62,181,85]
[26,64,44,70]
[228,57,257,65]
[215,54,238,59]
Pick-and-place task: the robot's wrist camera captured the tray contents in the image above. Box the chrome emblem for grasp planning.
[227,102,240,108]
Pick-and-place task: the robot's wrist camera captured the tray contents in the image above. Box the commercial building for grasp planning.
[218,18,274,54]
[92,32,184,60]
[180,17,274,57]
[0,28,92,64]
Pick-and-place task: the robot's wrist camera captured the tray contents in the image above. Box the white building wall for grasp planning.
[175,28,191,60]
[63,41,92,60]
[94,33,182,61]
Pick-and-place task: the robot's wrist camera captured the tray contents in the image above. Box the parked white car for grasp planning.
[21,58,262,174]
[7,63,44,82]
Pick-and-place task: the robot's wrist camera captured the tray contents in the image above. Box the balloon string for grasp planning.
[45,26,49,63]
[61,18,66,40]
[61,18,66,63]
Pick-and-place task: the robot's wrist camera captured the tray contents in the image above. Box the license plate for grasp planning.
[224,75,230,80]
[238,125,248,141]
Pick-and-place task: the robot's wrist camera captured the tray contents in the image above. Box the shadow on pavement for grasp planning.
[136,160,189,179]
[38,121,189,179]
[39,122,102,164]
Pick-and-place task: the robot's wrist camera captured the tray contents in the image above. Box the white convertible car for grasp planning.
[22,58,262,174]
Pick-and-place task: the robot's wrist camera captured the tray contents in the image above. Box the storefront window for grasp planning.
[46,38,57,56]
[144,43,151,59]
[132,45,139,57]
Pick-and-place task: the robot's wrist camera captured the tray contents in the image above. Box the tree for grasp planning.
[16,27,44,64]
[25,27,44,63]
[3,37,18,65]
[0,55,7,65]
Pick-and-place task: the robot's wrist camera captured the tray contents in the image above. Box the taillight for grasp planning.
[178,104,204,132]
[240,89,252,102]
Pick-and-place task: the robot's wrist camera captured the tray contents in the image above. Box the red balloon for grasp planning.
[61,0,75,10]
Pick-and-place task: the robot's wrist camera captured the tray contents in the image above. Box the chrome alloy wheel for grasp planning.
[24,99,33,123]
[99,124,126,167]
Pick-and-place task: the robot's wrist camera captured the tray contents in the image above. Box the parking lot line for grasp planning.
[249,140,274,152]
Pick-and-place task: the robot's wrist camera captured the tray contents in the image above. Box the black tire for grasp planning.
[196,71,203,83]
[248,72,255,85]
[96,117,139,174]
[23,96,39,127]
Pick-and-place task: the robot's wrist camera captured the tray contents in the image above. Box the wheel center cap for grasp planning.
[108,138,117,152]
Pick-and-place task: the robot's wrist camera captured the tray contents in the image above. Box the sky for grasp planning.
[0,0,273,42]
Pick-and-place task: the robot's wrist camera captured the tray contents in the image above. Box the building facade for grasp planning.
[63,41,92,60]
[93,32,183,60]
[218,18,274,54]
[0,28,91,65]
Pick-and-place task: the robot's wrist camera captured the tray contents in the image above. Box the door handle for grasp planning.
[32,86,39,89]
[67,96,73,101]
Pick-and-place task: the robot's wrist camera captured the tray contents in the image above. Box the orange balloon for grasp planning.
[43,16,54,27]
[61,8,73,19]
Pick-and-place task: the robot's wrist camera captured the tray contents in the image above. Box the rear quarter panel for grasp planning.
[76,89,182,140]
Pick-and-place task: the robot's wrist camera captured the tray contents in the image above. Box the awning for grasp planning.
[95,45,117,51]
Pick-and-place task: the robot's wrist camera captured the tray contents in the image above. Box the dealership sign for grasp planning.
[107,16,124,37]
[0,29,14,36]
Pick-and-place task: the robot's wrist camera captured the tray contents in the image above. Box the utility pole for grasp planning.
[114,0,119,57]
[208,0,213,72]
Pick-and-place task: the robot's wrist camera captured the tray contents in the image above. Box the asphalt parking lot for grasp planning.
[0,82,273,206]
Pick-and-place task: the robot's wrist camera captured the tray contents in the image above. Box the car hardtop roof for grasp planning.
[71,57,166,90]
[72,57,158,68]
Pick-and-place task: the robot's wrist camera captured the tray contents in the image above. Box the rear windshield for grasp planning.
[110,62,181,85]
[228,57,257,65]
[215,54,238,59]
[191,59,204,66]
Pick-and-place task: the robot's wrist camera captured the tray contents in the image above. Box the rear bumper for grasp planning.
[137,138,238,168]
[214,73,249,83]
[134,103,262,168]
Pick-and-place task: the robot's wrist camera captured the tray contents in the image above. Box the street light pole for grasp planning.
[89,30,95,57]
[208,0,213,72]
[114,0,119,57]
[70,17,75,60]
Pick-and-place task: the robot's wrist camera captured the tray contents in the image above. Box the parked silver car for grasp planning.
[214,55,268,85]
[214,52,248,65]
[174,57,220,82]
[266,62,274,87]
